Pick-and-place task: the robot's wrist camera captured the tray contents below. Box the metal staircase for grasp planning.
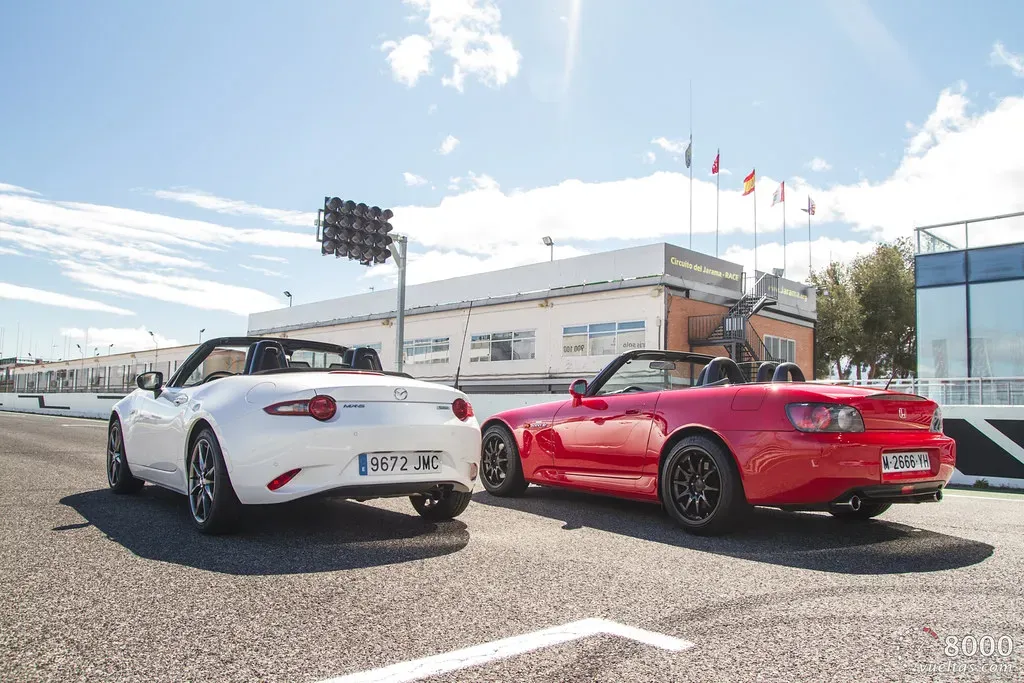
[687,272,780,366]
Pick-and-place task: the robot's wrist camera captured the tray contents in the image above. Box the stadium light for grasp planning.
[318,197,395,266]
[316,196,409,372]
[542,236,554,262]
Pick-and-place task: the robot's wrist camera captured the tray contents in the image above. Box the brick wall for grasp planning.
[666,293,815,379]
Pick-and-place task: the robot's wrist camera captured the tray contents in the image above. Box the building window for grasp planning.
[403,337,449,365]
[470,330,535,362]
[765,335,796,363]
[968,280,1024,377]
[562,321,646,357]
[917,285,967,378]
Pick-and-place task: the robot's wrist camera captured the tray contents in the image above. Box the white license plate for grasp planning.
[358,452,442,476]
[881,451,931,474]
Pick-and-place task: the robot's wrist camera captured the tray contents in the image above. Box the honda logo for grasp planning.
[898,407,907,420]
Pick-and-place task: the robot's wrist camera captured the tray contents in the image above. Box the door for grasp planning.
[551,392,653,477]
[129,385,192,489]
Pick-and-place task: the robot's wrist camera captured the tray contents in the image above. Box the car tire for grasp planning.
[659,435,749,536]
[479,424,529,497]
[410,489,473,520]
[186,428,242,534]
[107,416,144,494]
[828,502,892,520]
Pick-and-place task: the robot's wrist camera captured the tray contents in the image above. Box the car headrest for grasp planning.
[701,357,746,386]
[257,346,284,372]
[343,347,382,372]
[288,360,310,368]
[756,362,779,383]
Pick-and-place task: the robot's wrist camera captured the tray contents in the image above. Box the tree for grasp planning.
[810,261,861,379]
[849,238,916,378]
[811,238,916,380]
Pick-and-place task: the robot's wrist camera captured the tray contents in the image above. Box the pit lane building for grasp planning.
[247,242,818,393]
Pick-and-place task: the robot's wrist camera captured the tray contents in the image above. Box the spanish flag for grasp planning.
[742,169,756,196]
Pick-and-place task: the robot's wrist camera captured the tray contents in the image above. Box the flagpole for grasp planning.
[782,186,787,276]
[688,79,693,249]
[715,149,720,257]
[753,169,758,275]
[807,198,812,274]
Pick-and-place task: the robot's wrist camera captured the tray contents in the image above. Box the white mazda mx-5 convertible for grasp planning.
[106,336,481,533]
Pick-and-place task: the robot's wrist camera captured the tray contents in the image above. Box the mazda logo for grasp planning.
[898,407,907,420]
[394,388,408,401]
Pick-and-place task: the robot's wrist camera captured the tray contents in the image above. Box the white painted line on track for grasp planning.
[319,618,694,683]
[944,492,1024,503]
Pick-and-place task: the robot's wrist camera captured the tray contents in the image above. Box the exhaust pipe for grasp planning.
[834,494,862,511]
[933,489,943,502]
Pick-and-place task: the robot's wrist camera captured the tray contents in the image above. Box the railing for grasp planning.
[745,323,774,363]
[688,313,727,342]
[816,377,1024,406]
[914,211,1024,254]
[750,272,779,301]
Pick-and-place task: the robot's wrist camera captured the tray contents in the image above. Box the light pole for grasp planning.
[393,235,408,373]
[283,291,292,307]
[75,343,85,390]
[148,331,158,371]
[542,236,554,262]
[199,328,206,343]
[107,344,114,356]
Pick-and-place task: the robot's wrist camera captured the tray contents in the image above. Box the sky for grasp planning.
[1,0,1024,359]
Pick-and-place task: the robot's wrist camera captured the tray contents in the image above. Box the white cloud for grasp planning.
[57,261,284,316]
[403,172,429,186]
[239,264,284,277]
[991,41,1024,77]
[905,82,968,155]
[380,34,434,86]
[651,137,688,155]
[0,281,134,315]
[0,183,39,196]
[722,237,878,284]
[251,254,289,264]
[381,0,521,92]
[60,326,180,353]
[0,246,23,256]
[152,188,315,226]
[375,86,1024,279]
[438,134,460,155]
[642,151,656,164]
[467,172,499,191]
[807,157,833,172]
[427,103,438,114]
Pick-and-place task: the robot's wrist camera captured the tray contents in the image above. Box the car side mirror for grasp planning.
[569,378,588,404]
[137,371,163,397]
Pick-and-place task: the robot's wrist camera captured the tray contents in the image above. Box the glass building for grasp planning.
[916,211,1024,379]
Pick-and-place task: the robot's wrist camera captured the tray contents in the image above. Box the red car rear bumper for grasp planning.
[720,430,956,506]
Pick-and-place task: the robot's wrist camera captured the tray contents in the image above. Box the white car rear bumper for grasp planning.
[217,413,480,505]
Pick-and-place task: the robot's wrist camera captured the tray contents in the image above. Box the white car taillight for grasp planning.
[452,398,473,421]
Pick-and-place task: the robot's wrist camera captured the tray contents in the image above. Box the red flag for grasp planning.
[711,152,720,175]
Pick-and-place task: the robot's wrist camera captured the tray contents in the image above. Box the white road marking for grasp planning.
[319,618,694,683]
[944,492,1024,503]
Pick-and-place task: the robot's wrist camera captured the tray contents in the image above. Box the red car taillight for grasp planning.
[452,398,473,421]
[267,468,301,491]
[264,395,336,422]
[786,403,865,433]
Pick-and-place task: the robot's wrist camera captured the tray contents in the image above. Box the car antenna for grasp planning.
[884,366,897,391]
[452,299,475,390]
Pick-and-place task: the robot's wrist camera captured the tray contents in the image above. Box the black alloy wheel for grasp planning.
[106,417,143,494]
[479,425,528,496]
[660,435,748,536]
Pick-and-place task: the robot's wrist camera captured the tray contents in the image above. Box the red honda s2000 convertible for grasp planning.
[480,350,956,535]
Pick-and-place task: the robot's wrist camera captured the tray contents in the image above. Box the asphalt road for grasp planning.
[1,410,1022,682]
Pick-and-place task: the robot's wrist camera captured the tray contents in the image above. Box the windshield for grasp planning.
[596,357,708,395]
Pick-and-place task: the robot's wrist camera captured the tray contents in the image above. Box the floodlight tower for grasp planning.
[316,197,408,372]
